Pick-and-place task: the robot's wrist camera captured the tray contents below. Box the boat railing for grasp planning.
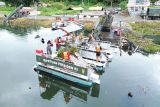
[36,52,75,65]
[36,53,89,77]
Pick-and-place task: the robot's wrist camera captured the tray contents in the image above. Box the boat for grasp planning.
[79,47,107,72]
[37,71,100,102]
[34,48,100,87]
[77,38,113,72]
[59,37,113,73]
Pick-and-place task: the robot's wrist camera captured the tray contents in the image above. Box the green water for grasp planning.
[0,27,160,107]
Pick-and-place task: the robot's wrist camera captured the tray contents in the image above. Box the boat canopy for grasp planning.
[40,29,67,41]
[62,23,83,33]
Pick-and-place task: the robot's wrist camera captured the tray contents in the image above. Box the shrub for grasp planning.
[120,1,127,10]
[144,44,160,53]
[69,47,78,55]
[57,47,64,58]
[64,0,81,6]
[84,22,95,35]
[50,2,66,10]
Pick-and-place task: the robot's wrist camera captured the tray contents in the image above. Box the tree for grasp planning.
[1,0,38,6]
[120,1,127,10]
[150,0,157,3]
[104,0,114,7]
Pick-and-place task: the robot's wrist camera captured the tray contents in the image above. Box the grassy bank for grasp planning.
[130,22,160,35]
[9,18,54,28]
[0,6,15,14]
[39,7,80,16]
[127,22,160,53]
[0,15,95,28]
[0,17,94,38]
[0,2,106,16]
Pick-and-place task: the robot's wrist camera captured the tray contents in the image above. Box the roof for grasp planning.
[62,23,83,33]
[0,2,5,6]
[71,7,84,10]
[127,0,150,7]
[88,6,103,11]
[39,28,67,41]
[39,23,82,41]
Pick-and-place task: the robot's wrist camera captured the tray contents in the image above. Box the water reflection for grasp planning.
[0,24,40,36]
[37,71,100,103]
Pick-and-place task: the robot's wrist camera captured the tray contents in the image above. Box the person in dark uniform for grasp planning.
[47,40,52,56]
[96,43,102,62]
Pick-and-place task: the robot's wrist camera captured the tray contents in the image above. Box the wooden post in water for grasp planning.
[119,21,122,56]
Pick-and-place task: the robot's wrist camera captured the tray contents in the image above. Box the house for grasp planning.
[0,2,5,6]
[127,0,150,15]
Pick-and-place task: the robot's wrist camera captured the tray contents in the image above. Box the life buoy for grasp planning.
[36,49,43,54]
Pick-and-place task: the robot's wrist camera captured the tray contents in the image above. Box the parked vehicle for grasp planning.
[140,8,160,20]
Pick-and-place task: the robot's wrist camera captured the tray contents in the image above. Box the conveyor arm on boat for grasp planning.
[4,4,23,22]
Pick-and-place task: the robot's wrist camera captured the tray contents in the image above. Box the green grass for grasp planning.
[144,44,160,53]
[38,2,80,16]
[0,6,15,14]
[39,1,106,16]
[128,22,160,53]
[0,2,109,16]
[39,7,80,16]
[148,6,160,8]
[130,22,160,35]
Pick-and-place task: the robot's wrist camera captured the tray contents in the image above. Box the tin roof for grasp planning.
[88,6,103,11]
[62,23,83,33]
[71,7,84,10]
[39,28,67,41]
[0,2,5,6]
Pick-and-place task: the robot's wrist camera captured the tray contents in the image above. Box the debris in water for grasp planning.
[41,38,45,44]
[128,92,133,97]
[35,35,40,39]
[29,87,31,89]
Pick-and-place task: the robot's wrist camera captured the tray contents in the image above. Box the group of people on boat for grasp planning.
[38,30,103,63]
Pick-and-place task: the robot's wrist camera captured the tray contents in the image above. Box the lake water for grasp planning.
[0,27,160,107]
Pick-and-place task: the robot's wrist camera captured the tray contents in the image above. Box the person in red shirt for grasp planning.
[56,37,61,51]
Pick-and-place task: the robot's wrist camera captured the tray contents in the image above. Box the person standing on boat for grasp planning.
[47,40,52,56]
[96,43,102,62]
[78,32,83,41]
[55,37,60,51]
[88,33,95,44]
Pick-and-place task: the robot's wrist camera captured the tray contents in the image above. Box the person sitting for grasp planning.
[71,33,76,43]
[96,43,102,62]
[81,40,88,49]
